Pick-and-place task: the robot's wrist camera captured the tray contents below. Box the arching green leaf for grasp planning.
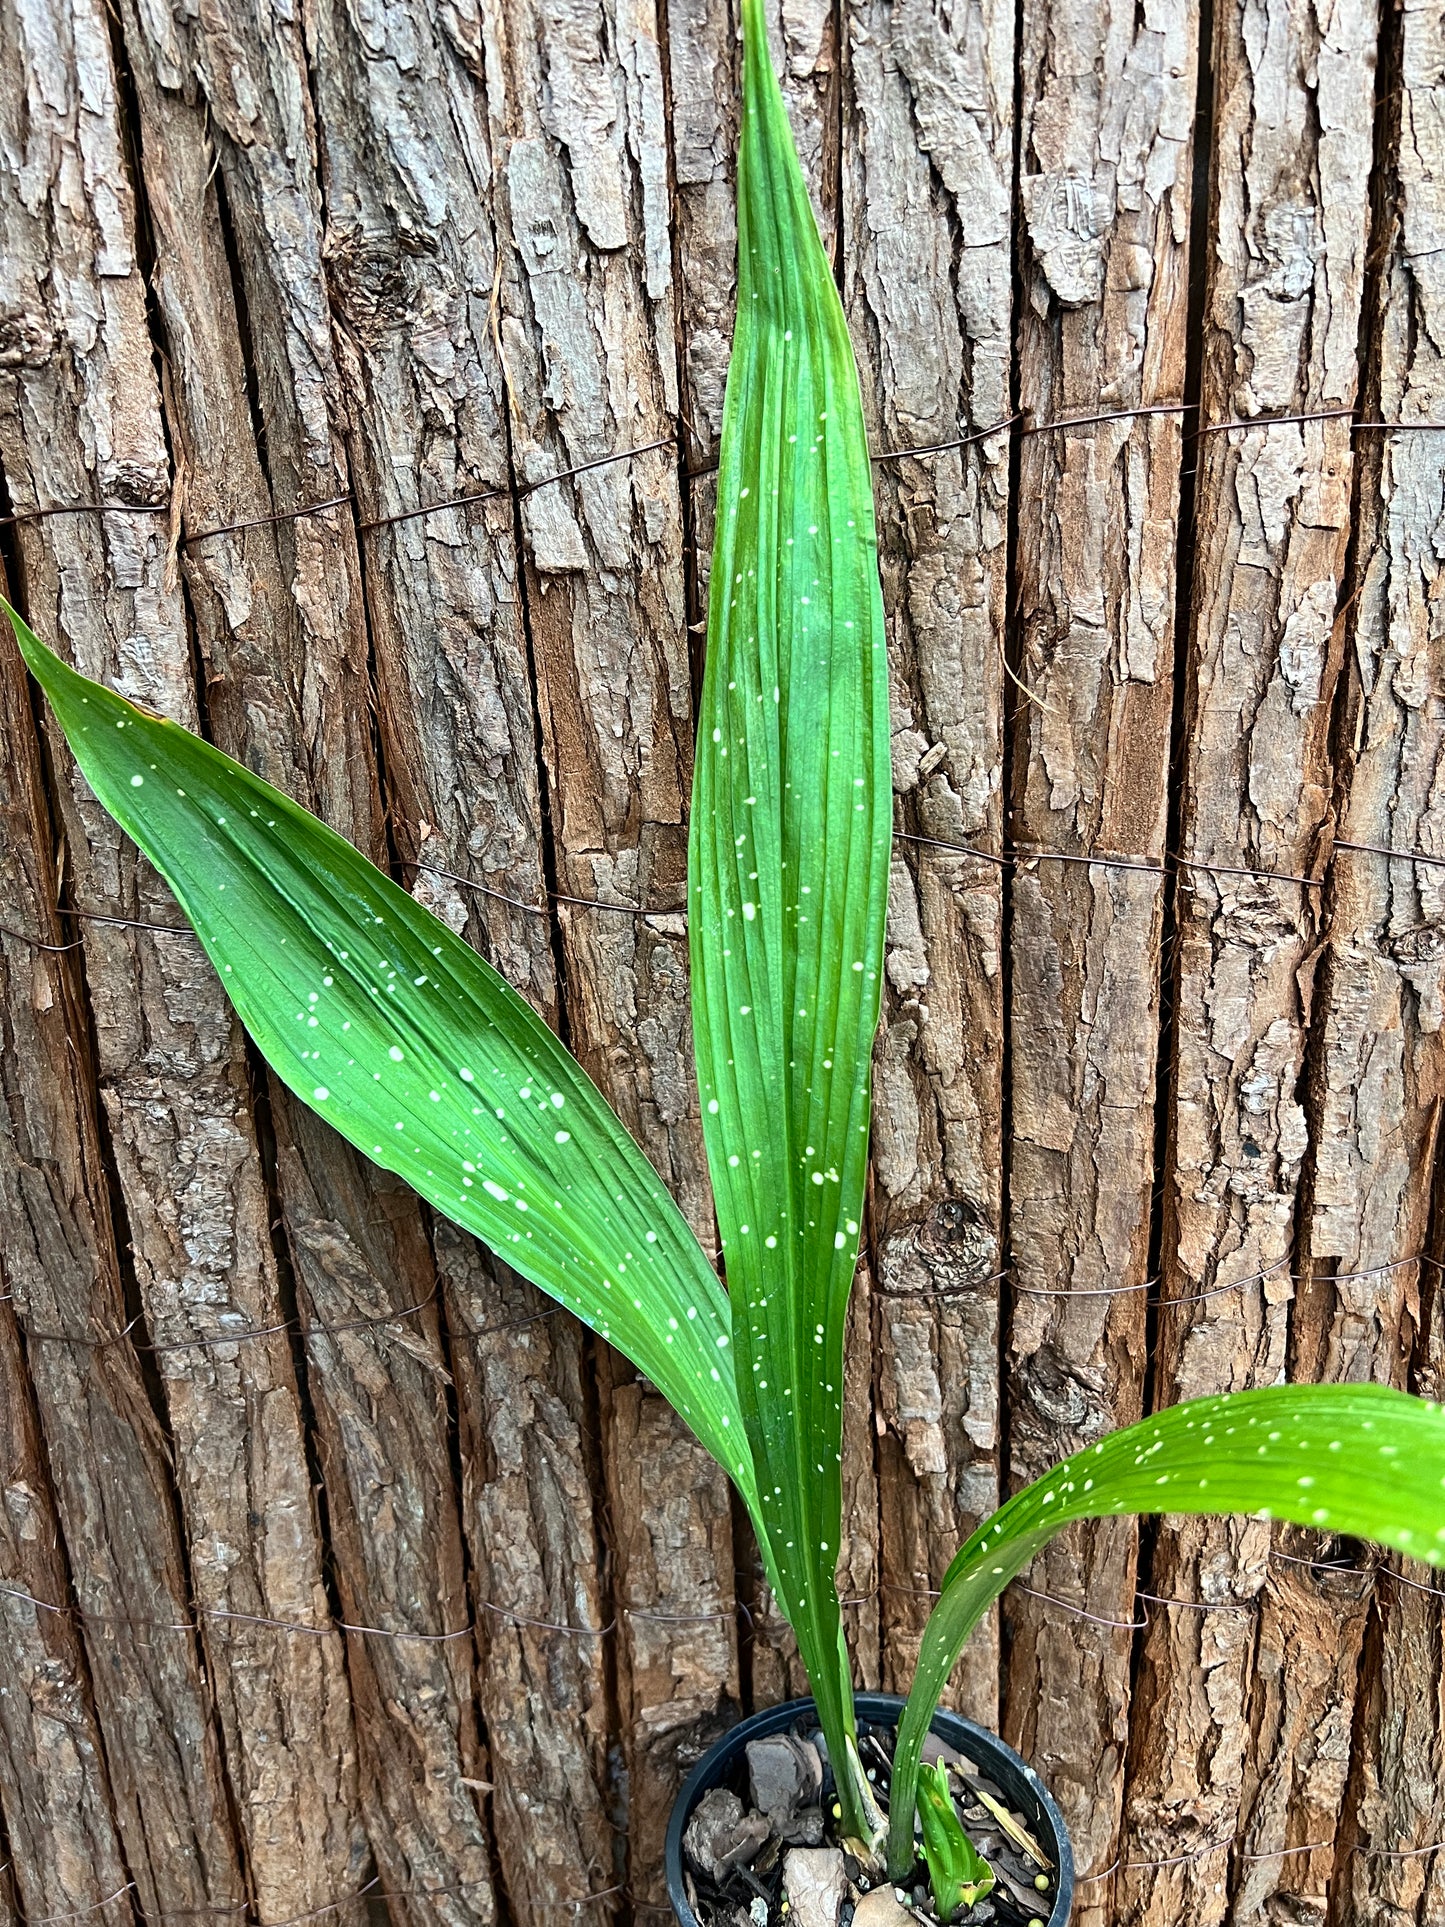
[7,603,759,1512]
[887,1383,1445,1876]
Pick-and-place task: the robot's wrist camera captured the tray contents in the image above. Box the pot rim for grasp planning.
[664,1692,1074,1927]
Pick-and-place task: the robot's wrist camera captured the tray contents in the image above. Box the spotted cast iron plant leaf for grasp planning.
[886,1382,1445,1876]
[687,0,892,1843]
[4,602,761,1523]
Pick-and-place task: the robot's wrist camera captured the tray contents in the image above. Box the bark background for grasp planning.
[0,0,1440,1921]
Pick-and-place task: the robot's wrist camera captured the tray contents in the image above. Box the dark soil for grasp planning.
[680,1716,1058,1927]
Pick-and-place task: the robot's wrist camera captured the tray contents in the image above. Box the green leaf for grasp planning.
[688,0,891,1834]
[886,1383,1445,1876]
[916,1762,994,1922]
[6,602,758,1512]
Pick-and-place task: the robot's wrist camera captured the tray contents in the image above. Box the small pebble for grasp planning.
[850,1890,914,1927]
[782,1849,846,1927]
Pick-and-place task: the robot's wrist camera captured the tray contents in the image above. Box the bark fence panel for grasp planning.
[0,0,1439,1918]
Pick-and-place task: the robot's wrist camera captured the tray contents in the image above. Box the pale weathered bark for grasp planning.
[2,0,1443,1914]
[0,3,369,1910]
[1334,1570,1445,1927]
[474,0,741,1885]
[110,3,500,1912]
[0,1310,132,1925]
[301,3,621,1909]
[1120,0,1380,1915]
[606,1380,740,1906]
[843,0,1013,1726]
[0,628,133,1926]
[0,618,245,1913]
[1301,3,1445,1920]
[1002,0,1196,1904]
[1227,1541,1372,1925]
[438,1229,616,1920]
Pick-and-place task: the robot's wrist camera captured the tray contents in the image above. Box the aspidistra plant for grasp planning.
[9,0,1445,1886]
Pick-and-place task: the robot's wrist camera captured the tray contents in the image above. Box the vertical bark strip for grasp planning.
[1333,1570,1445,1927]
[308,0,558,1025]
[0,630,244,1911]
[476,0,739,1877]
[0,1316,131,1924]
[1227,1544,1372,1925]
[1003,0,1195,1902]
[1122,0,1380,1915]
[606,1383,740,1907]
[0,641,133,1925]
[109,6,499,1913]
[843,0,1013,1726]
[1305,5,1445,1920]
[0,4,370,1911]
[438,1231,616,1922]
[302,5,619,1910]
[1290,1,1445,1406]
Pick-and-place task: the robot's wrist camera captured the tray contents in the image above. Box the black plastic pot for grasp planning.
[665,1693,1074,1927]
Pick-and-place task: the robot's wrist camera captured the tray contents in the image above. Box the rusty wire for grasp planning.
[6,405,1445,948]
[403,853,688,925]
[1014,1247,1437,1306]
[358,435,678,534]
[0,1573,749,1648]
[9,1538,1444,1916]
[6,1250,1431,1358]
[7,400,1445,538]
[15,1875,630,1927]
[8,821,1433,963]
[12,1294,560,1362]
[0,1577,474,1646]
[181,494,354,548]
[1077,1821,1445,1888]
[1013,1582,1148,1631]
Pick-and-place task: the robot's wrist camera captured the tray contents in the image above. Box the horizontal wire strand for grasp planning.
[20,1876,626,1927]
[1012,1583,1148,1631]
[25,821,1442,967]
[1078,1823,1445,1889]
[9,1252,1430,1353]
[402,854,687,925]
[1011,1248,1438,1305]
[13,1295,560,1360]
[182,494,354,548]
[8,402,1445,538]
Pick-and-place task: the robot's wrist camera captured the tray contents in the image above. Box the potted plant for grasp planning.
[7,2,1444,1921]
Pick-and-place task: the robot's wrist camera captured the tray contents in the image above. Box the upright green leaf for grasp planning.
[7,605,757,1510]
[916,1763,995,1921]
[886,1383,1445,1875]
[688,0,891,1835]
